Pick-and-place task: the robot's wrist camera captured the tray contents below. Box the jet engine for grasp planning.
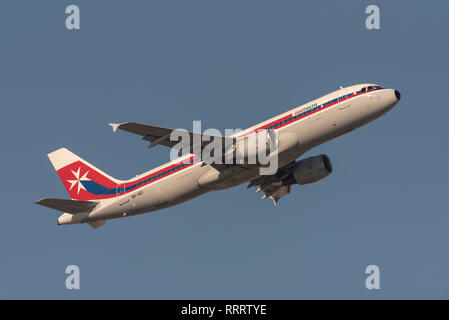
[230,129,276,164]
[229,130,299,165]
[291,154,333,185]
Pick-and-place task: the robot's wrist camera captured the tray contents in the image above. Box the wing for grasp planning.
[109,122,234,151]
[247,161,297,205]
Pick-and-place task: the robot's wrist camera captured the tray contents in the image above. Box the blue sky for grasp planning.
[1,0,448,299]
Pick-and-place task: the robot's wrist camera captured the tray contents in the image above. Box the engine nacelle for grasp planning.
[292,154,333,185]
[231,130,274,164]
[230,130,299,165]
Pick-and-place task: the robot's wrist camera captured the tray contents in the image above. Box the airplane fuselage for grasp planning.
[57,83,400,226]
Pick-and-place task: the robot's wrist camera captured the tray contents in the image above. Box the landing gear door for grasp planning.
[338,87,350,110]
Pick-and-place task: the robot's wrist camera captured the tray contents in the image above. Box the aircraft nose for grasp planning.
[394,90,401,101]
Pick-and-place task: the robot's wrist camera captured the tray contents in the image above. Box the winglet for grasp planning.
[109,123,121,133]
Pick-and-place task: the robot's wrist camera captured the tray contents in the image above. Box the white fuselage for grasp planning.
[61,84,400,225]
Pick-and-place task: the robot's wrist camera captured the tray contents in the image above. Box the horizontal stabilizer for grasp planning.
[36,198,98,214]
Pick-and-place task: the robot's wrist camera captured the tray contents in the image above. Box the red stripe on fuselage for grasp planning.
[236,89,381,137]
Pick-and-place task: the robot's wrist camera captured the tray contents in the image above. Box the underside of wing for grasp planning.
[247,161,297,205]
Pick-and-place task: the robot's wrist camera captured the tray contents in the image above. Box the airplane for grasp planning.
[36,83,401,228]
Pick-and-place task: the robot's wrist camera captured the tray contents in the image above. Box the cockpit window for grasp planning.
[360,87,366,93]
[367,86,375,91]
[374,85,383,89]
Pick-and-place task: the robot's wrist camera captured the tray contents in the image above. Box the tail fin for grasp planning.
[48,148,123,200]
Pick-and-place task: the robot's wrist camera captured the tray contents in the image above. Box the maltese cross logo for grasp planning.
[67,167,91,194]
